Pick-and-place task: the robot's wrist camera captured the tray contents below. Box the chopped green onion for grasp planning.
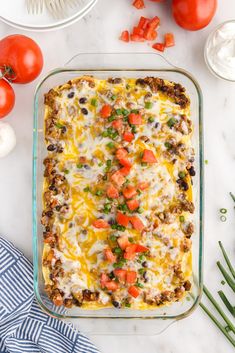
[91,98,98,107]
[145,102,153,109]
[136,282,144,288]
[141,162,147,167]
[126,84,130,89]
[103,203,112,214]
[110,235,117,242]
[138,268,145,275]
[178,171,186,179]
[122,109,129,116]
[230,192,235,203]
[102,131,108,137]
[55,122,64,129]
[131,125,137,134]
[128,237,134,243]
[221,280,226,285]
[167,117,177,128]
[77,163,83,169]
[117,225,126,231]
[98,162,103,167]
[148,116,154,123]
[164,142,172,149]
[111,95,117,101]
[111,224,118,230]
[137,207,144,214]
[64,169,69,174]
[116,109,122,115]
[131,109,139,114]
[106,159,112,168]
[125,303,131,308]
[108,115,116,122]
[107,142,115,149]
[220,208,227,214]
[95,190,103,196]
[83,186,90,192]
[114,247,122,255]
[220,215,227,222]
[139,254,145,261]
[179,215,185,223]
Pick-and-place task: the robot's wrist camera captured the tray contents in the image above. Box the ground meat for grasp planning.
[108,78,122,84]
[174,286,185,299]
[51,289,64,306]
[182,222,194,237]
[161,290,175,302]
[82,289,99,301]
[183,280,192,291]
[140,135,150,143]
[180,238,192,252]
[173,263,184,280]
[44,89,60,109]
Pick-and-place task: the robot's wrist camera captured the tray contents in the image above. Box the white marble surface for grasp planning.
[1,0,235,352]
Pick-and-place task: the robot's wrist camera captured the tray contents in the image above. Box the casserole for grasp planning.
[33,53,204,334]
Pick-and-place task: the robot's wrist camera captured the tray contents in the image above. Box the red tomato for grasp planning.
[135,244,149,253]
[104,248,117,263]
[111,170,125,187]
[116,212,129,227]
[123,131,134,142]
[107,184,119,199]
[112,119,123,129]
[119,158,132,168]
[152,43,165,52]
[100,104,112,118]
[129,216,145,231]
[0,35,43,84]
[114,269,127,282]
[165,33,175,47]
[128,286,140,298]
[172,0,217,31]
[123,186,137,199]
[127,199,139,211]
[105,281,119,291]
[132,0,145,9]
[120,30,130,42]
[137,16,149,30]
[100,273,109,288]
[117,236,131,250]
[0,79,15,118]
[119,166,131,176]
[142,149,157,163]
[93,219,110,229]
[137,181,149,190]
[128,113,142,125]
[130,34,145,42]
[124,244,137,260]
[126,271,137,284]
[116,148,128,160]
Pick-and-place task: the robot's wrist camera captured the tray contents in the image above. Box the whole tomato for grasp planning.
[0,35,43,84]
[0,79,15,118]
[172,0,217,31]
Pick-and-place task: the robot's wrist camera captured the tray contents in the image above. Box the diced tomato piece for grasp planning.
[130,34,145,42]
[104,248,117,263]
[137,16,149,30]
[135,244,149,253]
[105,281,119,291]
[116,148,128,160]
[132,26,144,36]
[123,131,134,142]
[119,166,131,176]
[124,244,137,260]
[93,219,110,229]
[148,16,160,29]
[142,149,157,163]
[111,170,125,187]
[137,181,150,190]
[129,216,145,231]
[100,273,109,288]
[165,33,175,48]
[127,199,140,211]
[152,42,165,52]
[114,269,127,282]
[120,30,130,43]
[100,104,112,118]
[128,113,142,125]
[123,186,137,199]
[116,212,129,227]
[128,286,140,298]
[143,27,157,41]
[126,271,137,284]
[132,0,145,9]
[112,119,123,129]
[107,184,119,199]
[117,235,131,250]
[119,158,132,168]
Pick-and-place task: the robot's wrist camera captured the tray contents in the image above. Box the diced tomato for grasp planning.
[104,248,117,263]
[107,184,119,199]
[128,113,142,125]
[116,212,129,227]
[123,186,137,199]
[123,131,134,142]
[137,16,149,30]
[132,26,144,36]
[148,16,160,29]
[130,34,145,42]
[129,216,145,231]
[100,273,109,288]
[119,166,131,176]
[137,181,150,190]
[135,244,149,253]
[127,199,140,211]
[100,104,112,118]
[132,0,145,9]
[119,158,132,168]
[126,271,137,284]
[152,42,165,52]
[143,27,157,41]
[124,244,137,260]
[105,281,119,291]
[120,30,130,43]
[111,170,125,187]
[142,149,157,163]
[117,235,131,250]
[165,33,175,48]
[112,119,123,129]
[128,285,140,298]
[93,219,110,229]
[114,269,127,282]
[116,148,128,160]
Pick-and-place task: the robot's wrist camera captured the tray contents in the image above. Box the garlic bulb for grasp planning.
[0,121,16,158]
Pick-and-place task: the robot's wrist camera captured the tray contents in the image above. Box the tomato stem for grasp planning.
[0,65,16,82]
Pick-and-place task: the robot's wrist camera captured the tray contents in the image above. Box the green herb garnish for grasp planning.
[107,142,115,149]
[179,215,185,223]
[95,190,103,196]
[55,122,64,129]
[91,98,98,107]
[148,116,154,123]
[145,102,153,109]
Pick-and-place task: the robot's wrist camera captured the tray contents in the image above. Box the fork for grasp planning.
[26,0,44,14]
[45,0,81,18]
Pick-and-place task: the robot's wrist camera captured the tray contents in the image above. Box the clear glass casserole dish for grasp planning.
[32,53,204,334]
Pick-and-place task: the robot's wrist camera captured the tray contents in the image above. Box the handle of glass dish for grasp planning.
[64,52,176,70]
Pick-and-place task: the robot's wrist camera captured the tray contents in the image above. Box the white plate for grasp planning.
[0,0,98,31]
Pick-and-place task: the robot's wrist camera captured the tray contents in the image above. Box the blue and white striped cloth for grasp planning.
[0,237,100,353]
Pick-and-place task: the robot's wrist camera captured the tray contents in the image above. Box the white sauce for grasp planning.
[206,22,235,80]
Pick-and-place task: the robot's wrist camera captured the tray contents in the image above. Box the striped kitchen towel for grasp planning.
[0,237,100,353]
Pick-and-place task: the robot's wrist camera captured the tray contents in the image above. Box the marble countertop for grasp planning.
[1,0,235,352]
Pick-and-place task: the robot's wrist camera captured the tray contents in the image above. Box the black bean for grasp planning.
[143,271,148,282]
[81,108,88,115]
[57,146,64,153]
[47,144,56,151]
[46,210,53,217]
[142,261,148,268]
[108,218,115,225]
[84,164,90,169]
[112,300,121,308]
[61,126,67,134]
[49,185,56,191]
[177,180,189,191]
[68,92,75,99]
[55,205,62,211]
[188,166,196,176]
[45,226,51,232]
[79,97,87,104]
[154,122,159,128]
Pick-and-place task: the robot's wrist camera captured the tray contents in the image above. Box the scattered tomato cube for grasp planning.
[133,26,144,36]
[127,199,140,211]
[152,42,165,52]
[126,271,137,284]
[114,269,127,282]
[100,273,109,288]
[120,30,130,43]
[135,244,149,253]
[132,0,145,9]
[111,170,126,187]
[119,158,132,168]
[124,244,137,260]
[100,104,112,118]
[104,248,117,263]
[107,184,119,199]
[142,149,157,163]
[123,131,134,142]
[112,119,123,129]
[143,27,157,41]
[119,166,131,176]
[148,16,160,29]
[130,34,145,42]
[116,211,129,227]
[117,235,131,250]
[137,16,149,30]
[137,181,150,190]
[165,32,175,47]
[129,216,145,231]
[116,148,128,160]
[93,219,110,229]
[128,113,142,125]
[105,281,119,291]
[128,285,140,298]
[123,186,137,199]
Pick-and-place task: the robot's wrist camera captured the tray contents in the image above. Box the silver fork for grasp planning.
[26,0,44,14]
[45,0,81,18]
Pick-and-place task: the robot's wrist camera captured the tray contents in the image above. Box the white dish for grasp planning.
[0,0,98,31]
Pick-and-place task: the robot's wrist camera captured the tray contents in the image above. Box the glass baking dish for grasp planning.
[32,53,204,334]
